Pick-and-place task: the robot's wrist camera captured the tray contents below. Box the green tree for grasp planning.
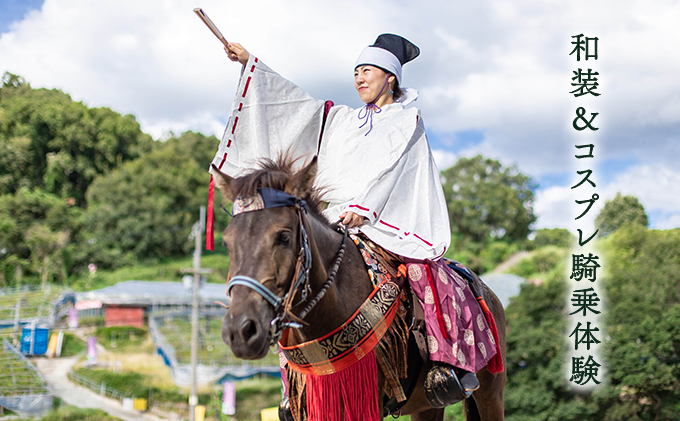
[504,227,680,420]
[441,155,537,245]
[79,132,218,269]
[0,188,79,285]
[533,228,575,248]
[0,75,153,205]
[599,225,680,418]
[594,193,648,237]
[1,72,27,90]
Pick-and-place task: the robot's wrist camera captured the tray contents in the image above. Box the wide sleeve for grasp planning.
[209,55,326,178]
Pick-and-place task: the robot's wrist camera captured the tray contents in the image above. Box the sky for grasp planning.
[1,0,679,234]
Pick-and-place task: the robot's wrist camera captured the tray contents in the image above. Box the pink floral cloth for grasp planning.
[405,259,496,373]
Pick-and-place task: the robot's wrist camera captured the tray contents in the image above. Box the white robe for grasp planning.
[210,55,451,260]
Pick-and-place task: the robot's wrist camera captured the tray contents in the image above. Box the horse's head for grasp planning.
[212,156,321,359]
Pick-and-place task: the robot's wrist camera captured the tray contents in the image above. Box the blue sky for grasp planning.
[1,0,678,233]
[0,0,43,34]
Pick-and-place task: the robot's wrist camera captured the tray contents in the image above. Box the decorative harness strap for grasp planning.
[280,280,405,378]
[280,235,407,377]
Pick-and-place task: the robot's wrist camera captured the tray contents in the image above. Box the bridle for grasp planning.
[226,187,348,345]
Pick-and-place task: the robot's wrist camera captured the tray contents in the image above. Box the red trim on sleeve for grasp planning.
[242,76,252,97]
[349,204,370,212]
[231,117,239,134]
[238,103,243,111]
[254,57,258,63]
[226,139,232,148]
[250,65,255,72]
[218,153,228,169]
[379,220,400,231]
[373,212,377,219]
[414,234,433,246]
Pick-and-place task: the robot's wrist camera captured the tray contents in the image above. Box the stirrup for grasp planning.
[278,395,294,421]
[424,363,479,408]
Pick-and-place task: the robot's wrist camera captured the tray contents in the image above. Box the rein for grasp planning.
[226,187,348,345]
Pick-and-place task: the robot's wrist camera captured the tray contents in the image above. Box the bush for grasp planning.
[95,326,147,351]
[533,228,575,248]
[479,241,520,273]
[78,315,106,327]
[60,332,86,357]
[510,246,566,279]
[72,368,209,404]
[40,406,121,421]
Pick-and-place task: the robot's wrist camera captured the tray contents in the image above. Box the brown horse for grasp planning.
[212,156,506,420]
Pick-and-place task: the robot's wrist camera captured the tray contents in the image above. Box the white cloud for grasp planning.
[1,0,679,227]
[605,165,680,214]
[431,149,458,171]
[535,163,680,232]
[656,214,680,230]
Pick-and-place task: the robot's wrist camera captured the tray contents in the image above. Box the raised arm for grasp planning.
[224,42,250,65]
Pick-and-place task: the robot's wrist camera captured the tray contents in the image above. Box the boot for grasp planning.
[278,395,294,421]
[424,363,479,408]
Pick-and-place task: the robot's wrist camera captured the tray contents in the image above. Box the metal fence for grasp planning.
[148,310,280,386]
[0,393,54,416]
[0,339,53,416]
[67,370,127,403]
[0,285,74,329]
[148,400,190,420]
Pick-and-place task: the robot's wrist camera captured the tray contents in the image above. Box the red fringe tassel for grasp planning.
[206,175,215,251]
[479,298,504,374]
[306,349,380,421]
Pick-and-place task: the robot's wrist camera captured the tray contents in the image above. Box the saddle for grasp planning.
[280,234,499,420]
[352,234,429,417]
[359,236,496,416]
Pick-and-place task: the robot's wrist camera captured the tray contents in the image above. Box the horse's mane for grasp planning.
[231,154,330,222]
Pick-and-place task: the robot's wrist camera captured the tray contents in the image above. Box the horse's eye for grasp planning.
[276,231,292,246]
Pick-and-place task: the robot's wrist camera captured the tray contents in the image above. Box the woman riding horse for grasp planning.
[211,34,502,413]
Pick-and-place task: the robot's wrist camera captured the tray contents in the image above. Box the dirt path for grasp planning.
[34,357,167,421]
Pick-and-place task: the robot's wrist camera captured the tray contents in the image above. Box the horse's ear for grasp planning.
[212,164,236,202]
[286,156,318,198]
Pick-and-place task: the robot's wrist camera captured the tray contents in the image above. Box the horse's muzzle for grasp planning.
[222,308,271,359]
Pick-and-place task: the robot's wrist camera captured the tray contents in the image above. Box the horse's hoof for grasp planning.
[424,363,470,408]
[278,395,295,421]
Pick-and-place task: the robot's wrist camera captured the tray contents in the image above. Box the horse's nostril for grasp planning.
[241,319,258,342]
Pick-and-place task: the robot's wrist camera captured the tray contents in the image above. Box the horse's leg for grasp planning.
[410,408,445,421]
[464,367,505,420]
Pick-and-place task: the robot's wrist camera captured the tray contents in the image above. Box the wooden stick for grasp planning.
[193,8,229,48]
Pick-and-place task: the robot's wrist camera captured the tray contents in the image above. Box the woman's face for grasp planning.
[354,65,394,104]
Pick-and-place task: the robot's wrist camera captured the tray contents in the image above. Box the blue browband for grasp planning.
[258,187,299,209]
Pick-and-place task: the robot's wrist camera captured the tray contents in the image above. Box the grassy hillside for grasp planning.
[67,242,230,292]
